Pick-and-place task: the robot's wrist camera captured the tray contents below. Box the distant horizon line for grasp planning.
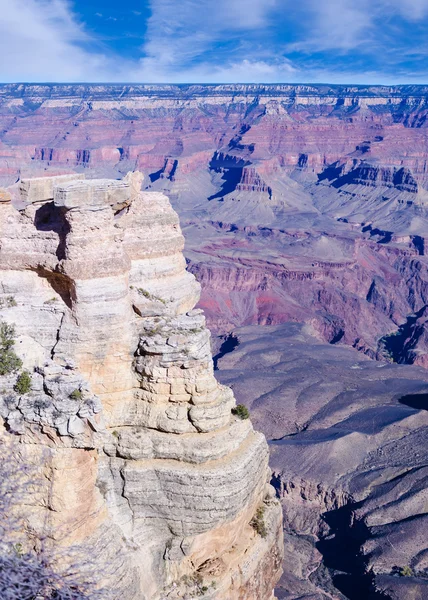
[1,81,428,88]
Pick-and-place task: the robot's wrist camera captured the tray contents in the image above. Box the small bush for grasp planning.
[69,389,83,401]
[250,505,267,538]
[0,322,16,351]
[0,322,22,376]
[0,296,17,309]
[14,371,32,395]
[0,351,22,376]
[232,404,250,420]
[137,288,167,304]
[399,565,413,577]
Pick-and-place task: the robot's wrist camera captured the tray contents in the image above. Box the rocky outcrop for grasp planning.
[0,172,283,599]
[319,159,419,194]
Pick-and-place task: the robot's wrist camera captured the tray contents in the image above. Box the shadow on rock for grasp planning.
[315,503,391,600]
[399,393,428,410]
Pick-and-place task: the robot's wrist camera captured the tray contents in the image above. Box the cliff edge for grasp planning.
[0,172,283,599]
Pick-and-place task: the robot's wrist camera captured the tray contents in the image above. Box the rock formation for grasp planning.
[2,84,428,599]
[0,172,283,599]
[5,84,428,364]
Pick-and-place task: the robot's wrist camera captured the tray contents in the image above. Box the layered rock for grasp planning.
[5,84,428,365]
[0,172,283,599]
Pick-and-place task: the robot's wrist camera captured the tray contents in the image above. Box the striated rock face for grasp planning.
[6,84,428,365]
[0,172,283,599]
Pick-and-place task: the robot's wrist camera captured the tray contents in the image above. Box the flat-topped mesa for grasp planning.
[0,172,283,600]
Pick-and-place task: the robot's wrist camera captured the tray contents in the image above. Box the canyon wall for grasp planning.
[4,84,428,364]
[0,172,283,599]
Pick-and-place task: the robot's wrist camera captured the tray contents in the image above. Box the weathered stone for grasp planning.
[20,173,83,204]
[0,172,282,600]
[55,178,130,209]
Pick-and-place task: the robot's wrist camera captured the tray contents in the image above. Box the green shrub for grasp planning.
[69,389,83,401]
[399,566,413,577]
[0,322,22,376]
[137,288,151,298]
[232,404,250,420]
[0,322,16,351]
[0,296,17,309]
[137,288,166,304]
[250,505,267,538]
[14,371,32,395]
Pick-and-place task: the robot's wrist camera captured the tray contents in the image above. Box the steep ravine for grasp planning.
[315,502,390,600]
[215,323,428,600]
[275,481,391,600]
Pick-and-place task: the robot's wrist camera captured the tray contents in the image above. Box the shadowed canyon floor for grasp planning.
[215,323,428,599]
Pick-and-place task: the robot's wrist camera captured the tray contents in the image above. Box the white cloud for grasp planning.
[287,0,428,55]
[0,0,288,83]
[286,0,375,53]
[0,0,110,81]
[129,58,297,84]
[1,0,428,83]
[138,0,277,73]
[388,0,428,20]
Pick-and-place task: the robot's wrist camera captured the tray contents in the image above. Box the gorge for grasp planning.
[4,84,428,364]
[0,84,427,599]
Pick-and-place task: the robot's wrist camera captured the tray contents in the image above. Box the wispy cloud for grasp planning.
[137,0,278,74]
[389,0,428,20]
[0,0,110,81]
[1,0,428,83]
[287,0,374,53]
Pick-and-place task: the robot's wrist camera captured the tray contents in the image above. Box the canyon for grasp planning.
[0,84,427,599]
[3,84,428,364]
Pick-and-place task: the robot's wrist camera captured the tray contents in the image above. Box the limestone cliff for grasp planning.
[0,172,283,599]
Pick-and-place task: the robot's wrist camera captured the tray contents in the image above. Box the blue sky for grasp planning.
[1,0,428,83]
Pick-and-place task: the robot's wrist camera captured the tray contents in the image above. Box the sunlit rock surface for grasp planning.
[0,172,283,599]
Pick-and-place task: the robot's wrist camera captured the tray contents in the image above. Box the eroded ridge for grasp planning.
[0,172,283,599]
